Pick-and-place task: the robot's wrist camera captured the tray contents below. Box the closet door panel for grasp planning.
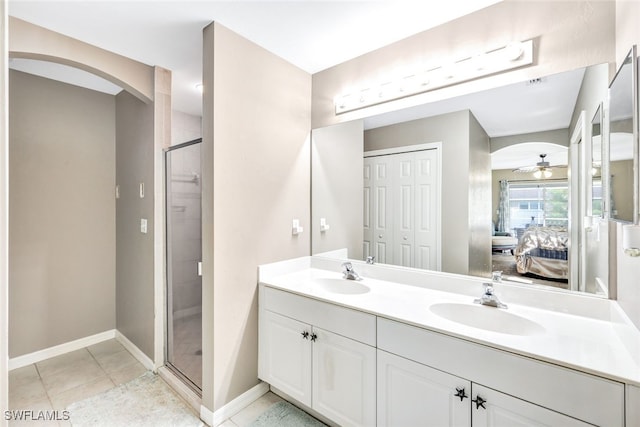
[393,153,415,268]
[415,150,439,270]
[363,160,373,259]
[372,157,393,264]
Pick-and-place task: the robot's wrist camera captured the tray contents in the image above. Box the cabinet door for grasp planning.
[259,310,312,407]
[377,350,470,427]
[471,384,591,427]
[312,327,376,427]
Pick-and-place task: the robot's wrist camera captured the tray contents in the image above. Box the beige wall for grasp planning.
[312,1,615,129]
[611,160,634,223]
[202,22,311,411]
[172,110,202,146]
[9,70,116,357]
[615,0,640,329]
[570,63,609,137]
[9,17,153,103]
[311,120,364,258]
[365,110,475,275]
[115,90,155,359]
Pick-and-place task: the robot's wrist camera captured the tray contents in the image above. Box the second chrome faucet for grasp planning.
[342,262,362,280]
[474,271,508,309]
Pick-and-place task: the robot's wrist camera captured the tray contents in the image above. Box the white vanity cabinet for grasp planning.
[260,310,312,406]
[471,384,590,427]
[377,349,471,427]
[258,286,377,427]
[377,349,590,427]
[378,318,624,427]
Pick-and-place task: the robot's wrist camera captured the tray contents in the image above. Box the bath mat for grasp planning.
[67,372,204,427]
[249,401,326,427]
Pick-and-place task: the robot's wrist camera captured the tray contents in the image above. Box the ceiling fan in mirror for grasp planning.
[512,154,567,179]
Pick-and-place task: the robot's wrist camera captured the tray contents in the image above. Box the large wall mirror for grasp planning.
[312,63,611,297]
[608,46,638,223]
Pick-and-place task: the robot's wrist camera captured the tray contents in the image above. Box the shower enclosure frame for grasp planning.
[164,138,203,395]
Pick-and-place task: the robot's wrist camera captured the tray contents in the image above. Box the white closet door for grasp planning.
[393,152,416,268]
[371,156,393,265]
[364,147,440,269]
[363,159,373,259]
[414,149,439,270]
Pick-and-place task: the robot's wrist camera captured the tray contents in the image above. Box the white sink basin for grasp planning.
[429,302,545,336]
[312,278,370,295]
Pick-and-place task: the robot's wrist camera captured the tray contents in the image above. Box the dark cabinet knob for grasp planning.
[472,395,487,410]
[454,387,468,401]
[301,331,309,340]
[310,333,318,342]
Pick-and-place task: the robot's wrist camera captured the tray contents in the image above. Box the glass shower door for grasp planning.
[165,139,202,392]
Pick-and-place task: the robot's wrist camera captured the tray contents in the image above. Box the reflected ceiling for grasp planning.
[364,67,586,137]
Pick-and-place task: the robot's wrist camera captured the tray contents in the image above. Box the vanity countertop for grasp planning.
[259,262,640,387]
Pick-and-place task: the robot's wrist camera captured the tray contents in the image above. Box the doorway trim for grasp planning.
[569,111,586,292]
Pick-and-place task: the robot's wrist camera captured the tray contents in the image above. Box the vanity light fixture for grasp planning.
[622,224,640,257]
[335,39,533,114]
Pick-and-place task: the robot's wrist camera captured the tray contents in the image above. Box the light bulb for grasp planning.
[533,169,552,179]
[504,42,524,61]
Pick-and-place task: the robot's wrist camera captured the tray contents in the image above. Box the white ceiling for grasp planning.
[8,0,501,117]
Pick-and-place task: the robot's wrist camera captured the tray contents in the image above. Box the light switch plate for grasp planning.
[140,218,148,234]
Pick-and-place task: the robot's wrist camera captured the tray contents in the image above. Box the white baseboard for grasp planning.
[115,330,155,371]
[8,329,116,371]
[200,382,269,427]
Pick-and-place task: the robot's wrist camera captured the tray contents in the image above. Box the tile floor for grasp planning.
[8,339,147,426]
[8,338,295,427]
[219,392,285,427]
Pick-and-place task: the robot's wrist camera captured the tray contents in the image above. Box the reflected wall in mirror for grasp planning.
[585,103,609,296]
[608,46,638,223]
[311,63,610,296]
[591,104,603,217]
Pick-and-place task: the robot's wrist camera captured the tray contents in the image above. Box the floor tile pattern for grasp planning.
[8,339,147,426]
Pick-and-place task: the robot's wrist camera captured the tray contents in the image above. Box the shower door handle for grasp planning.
[197,261,202,277]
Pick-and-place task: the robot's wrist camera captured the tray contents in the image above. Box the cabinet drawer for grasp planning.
[262,286,376,346]
[378,317,624,426]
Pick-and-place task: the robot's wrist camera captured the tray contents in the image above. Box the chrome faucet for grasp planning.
[474,271,507,309]
[342,262,362,280]
[365,256,375,265]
